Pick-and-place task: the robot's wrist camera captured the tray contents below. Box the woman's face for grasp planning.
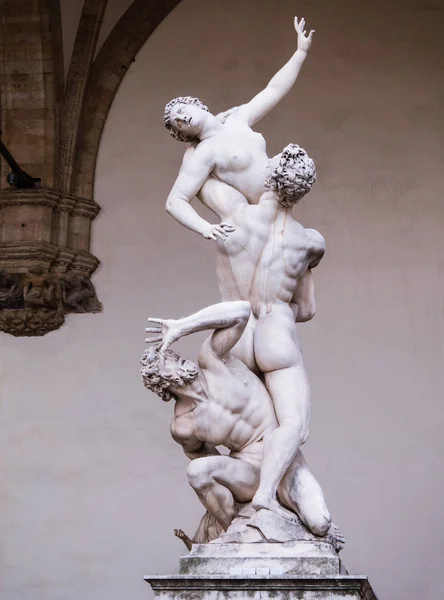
[169,103,209,139]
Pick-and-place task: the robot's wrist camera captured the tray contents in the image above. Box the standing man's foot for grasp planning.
[252,491,298,522]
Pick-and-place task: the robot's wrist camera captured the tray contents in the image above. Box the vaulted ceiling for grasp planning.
[0,0,182,200]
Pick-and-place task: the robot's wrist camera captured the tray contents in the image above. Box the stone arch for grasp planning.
[71,0,182,200]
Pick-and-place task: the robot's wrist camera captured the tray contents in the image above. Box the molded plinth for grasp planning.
[146,574,378,600]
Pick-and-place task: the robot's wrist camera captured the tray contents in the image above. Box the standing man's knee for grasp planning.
[304,511,331,537]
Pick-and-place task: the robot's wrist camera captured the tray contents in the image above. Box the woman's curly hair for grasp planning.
[164,96,209,143]
[141,346,199,402]
[265,144,316,207]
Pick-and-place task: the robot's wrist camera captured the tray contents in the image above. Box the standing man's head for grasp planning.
[265,144,316,207]
[164,96,210,143]
[141,346,199,401]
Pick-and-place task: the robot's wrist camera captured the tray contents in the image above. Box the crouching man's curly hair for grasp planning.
[141,346,199,402]
[265,144,317,207]
[163,96,209,143]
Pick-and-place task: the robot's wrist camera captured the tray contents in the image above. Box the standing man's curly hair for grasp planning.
[141,346,199,402]
[265,144,317,207]
[163,96,209,143]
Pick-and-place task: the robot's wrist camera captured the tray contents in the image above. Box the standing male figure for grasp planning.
[212,145,324,517]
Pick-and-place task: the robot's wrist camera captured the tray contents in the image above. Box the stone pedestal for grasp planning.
[145,542,378,600]
[146,574,377,600]
[179,542,342,576]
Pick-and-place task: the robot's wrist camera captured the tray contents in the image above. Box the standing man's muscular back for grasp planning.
[251,220,325,314]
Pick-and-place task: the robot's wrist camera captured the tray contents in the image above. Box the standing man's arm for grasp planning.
[290,230,325,322]
[235,17,314,127]
[291,270,316,322]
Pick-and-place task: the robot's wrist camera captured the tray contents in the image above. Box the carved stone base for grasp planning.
[146,542,378,599]
[0,308,65,337]
[179,542,342,577]
[146,574,378,600]
[146,508,378,599]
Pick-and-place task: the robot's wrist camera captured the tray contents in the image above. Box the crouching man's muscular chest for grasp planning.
[171,358,276,453]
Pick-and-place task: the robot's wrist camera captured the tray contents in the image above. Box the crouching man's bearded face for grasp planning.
[141,346,199,402]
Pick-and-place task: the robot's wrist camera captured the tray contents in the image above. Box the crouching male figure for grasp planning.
[141,301,332,539]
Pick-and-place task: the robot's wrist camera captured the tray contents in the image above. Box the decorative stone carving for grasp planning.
[61,272,102,313]
[23,266,59,310]
[0,271,23,309]
[0,188,100,336]
[0,308,65,338]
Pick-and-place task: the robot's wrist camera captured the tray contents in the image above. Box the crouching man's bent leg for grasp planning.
[252,308,311,519]
[187,455,260,530]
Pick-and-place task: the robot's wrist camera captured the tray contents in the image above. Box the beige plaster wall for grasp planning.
[1,1,443,599]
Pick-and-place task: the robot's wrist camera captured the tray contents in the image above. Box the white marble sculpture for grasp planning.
[142,17,342,548]
[142,301,330,533]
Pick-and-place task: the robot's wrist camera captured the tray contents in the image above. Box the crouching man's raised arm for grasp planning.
[145,301,251,358]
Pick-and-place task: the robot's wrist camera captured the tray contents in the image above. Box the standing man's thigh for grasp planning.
[254,311,302,372]
[231,313,258,374]
[254,313,310,425]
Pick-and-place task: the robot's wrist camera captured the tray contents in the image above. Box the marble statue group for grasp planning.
[141,17,345,550]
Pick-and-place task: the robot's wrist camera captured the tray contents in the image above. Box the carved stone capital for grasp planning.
[72,196,101,220]
[56,196,77,213]
[70,250,100,276]
[52,248,76,273]
[0,242,58,271]
[0,189,61,210]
